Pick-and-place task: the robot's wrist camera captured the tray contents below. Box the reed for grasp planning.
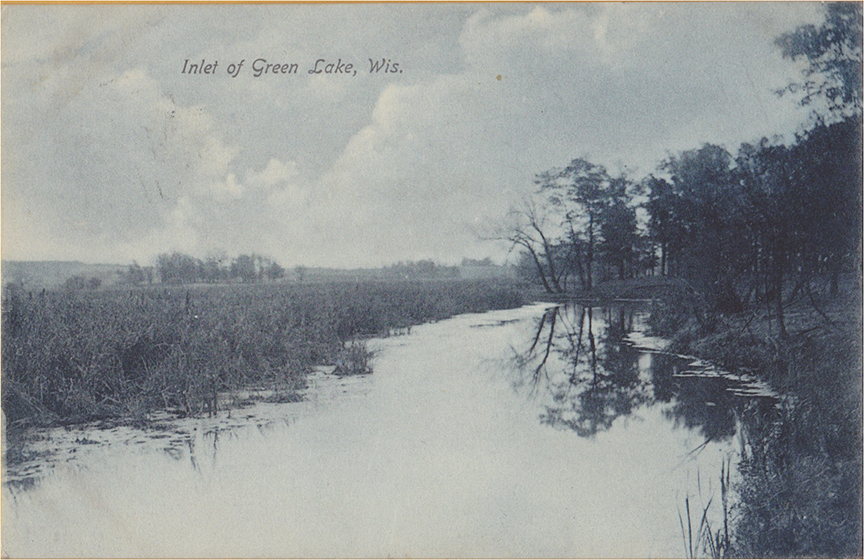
[661,280,862,558]
[678,461,732,559]
[2,279,526,429]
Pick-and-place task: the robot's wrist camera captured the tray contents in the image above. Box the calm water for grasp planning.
[1,303,776,557]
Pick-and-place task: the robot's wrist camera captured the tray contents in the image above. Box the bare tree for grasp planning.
[493,196,566,294]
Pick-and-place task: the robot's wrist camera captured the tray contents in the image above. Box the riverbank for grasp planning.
[644,277,862,557]
[535,275,861,556]
[2,279,527,436]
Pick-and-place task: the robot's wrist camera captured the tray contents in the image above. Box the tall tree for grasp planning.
[538,158,611,290]
[793,116,863,296]
[736,140,799,338]
[661,145,750,312]
[644,176,687,277]
[500,198,566,294]
[231,254,259,283]
[157,252,202,285]
[776,2,862,119]
[127,261,147,285]
[774,1,862,294]
[202,250,228,283]
[599,176,639,280]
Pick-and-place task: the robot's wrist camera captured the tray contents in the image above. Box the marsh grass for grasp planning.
[336,340,374,376]
[2,279,525,431]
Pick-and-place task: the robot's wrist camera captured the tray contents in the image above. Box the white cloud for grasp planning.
[2,60,243,261]
[247,158,298,189]
[1,3,828,267]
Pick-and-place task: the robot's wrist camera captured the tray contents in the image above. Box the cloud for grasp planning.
[453,3,819,173]
[246,158,298,189]
[3,63,241,261]
[297,3,820,266]
[1,3,826,267]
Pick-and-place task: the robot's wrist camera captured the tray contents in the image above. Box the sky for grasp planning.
[1,2,824,268]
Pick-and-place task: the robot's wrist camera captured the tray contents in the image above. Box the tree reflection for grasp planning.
[515,303,764,441]
[649,353,739,442]
[519,304,651,437]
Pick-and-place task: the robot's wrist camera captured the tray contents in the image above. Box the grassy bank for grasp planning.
[648,277,862,557]
[2,278,527,432]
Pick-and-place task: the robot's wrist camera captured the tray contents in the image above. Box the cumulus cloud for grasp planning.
[247,159,298,189]
[3,63,240,261]
[2,3,824,267]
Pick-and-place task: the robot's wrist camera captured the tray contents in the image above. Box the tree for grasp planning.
[776,2,862,119]
[157,252,201,284]
[63,276,87,291]
[600,197,639,280]
[599,176,640,280]
[538,158,612,290]
[127,261,147,285]
[266,261,285,281]
[792,116,863,296]
[775,3,862,299]
[202,250,228,283]
[736,140,799,338]
[644,176,687,276]
[500,197,566,293]
[231,254,258,283]
[661,145,750,312]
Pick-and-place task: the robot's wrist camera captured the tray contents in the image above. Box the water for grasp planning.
[1,303,776,557]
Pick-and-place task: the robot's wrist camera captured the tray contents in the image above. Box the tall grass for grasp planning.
[678,461,732,559]
[2,279,526,429]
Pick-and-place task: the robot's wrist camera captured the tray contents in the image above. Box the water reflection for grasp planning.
[3,303,778,557]
[3,371,350,489]
[514,302,776,441]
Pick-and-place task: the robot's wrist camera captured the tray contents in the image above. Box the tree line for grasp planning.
[384,260,460,280]
[127,252,286,285]
[505,3,861,338]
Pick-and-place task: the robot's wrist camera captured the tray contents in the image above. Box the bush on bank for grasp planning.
[649,284,862,558]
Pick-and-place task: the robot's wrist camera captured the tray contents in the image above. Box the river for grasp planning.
[1,302,777,557]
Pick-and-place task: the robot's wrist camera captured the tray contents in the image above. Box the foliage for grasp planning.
[599,193,640,281]
[126,261,154,285]
[383,260,459,280]
[502,3,862,344]
[498,197,568,294]
[155,251,285,285]
[649,284,863,558]
[538,158,610,291]
[520,159,643,292]
[775,2,862,118]
[63,275,102,292]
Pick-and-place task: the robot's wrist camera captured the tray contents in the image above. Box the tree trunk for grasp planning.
[661,241,667,277]
[524,244,555,294]
[586,215,594,291]
[772,237,788,340]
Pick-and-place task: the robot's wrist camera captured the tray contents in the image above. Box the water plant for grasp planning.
[678,460,732,559]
